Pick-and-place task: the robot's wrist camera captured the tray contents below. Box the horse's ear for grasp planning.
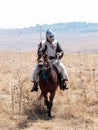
[37,51,43,60]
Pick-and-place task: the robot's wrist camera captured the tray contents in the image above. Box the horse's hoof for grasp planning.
[46,116,52,120]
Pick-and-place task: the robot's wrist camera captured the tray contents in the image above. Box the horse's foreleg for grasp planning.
[44,94,52,119]
[48,91,56,118]
[44,99,52,119]
[43,92,48,106]
[49,91,55,107]
[43,92,54,119]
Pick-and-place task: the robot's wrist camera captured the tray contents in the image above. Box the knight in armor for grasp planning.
[31,29,69,92]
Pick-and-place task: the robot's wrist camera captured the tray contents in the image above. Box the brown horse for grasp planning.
[38,52,59,119]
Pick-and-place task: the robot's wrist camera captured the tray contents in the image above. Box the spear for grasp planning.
[39,25,42,48]
[37,25,42,60]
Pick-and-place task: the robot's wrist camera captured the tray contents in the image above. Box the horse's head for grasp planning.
[38,51,50,70]
[37,50,43,60]
[38,58,45,70]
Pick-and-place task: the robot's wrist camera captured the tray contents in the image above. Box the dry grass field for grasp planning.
[0,51,98,130]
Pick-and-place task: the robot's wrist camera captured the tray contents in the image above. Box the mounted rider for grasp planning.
[31,29,69,92]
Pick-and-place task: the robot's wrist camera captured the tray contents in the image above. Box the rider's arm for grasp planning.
[39,41,48,54]
[37,41,46,58]
[56,42,64,59]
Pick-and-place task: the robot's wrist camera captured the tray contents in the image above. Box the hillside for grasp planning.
[0,31,98,53]
[0,22,98,53]
[1,22,98,34]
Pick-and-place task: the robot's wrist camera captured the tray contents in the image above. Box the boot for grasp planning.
[60,79,68,91]
[31,82,38,92]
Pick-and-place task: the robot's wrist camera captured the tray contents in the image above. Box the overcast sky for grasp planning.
[0,0,98,28]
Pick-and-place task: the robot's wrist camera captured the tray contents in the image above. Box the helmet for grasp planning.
[46,29,54,36]
[46,29,54,43]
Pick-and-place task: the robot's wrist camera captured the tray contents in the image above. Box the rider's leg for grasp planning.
[58,62,69,90]
[31,65,39,92]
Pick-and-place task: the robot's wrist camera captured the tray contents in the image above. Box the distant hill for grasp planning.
[1,22,98,35]
[0,22,98,53]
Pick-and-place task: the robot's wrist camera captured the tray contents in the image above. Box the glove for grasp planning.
[56,53,62,59]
